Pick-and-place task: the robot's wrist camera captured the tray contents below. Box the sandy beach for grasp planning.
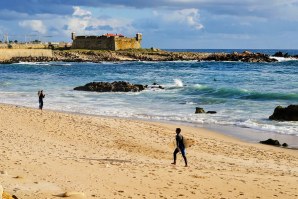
[0,103,297,199]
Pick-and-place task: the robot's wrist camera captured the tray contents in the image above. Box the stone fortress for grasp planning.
[71,32,142,50]
[0,32,142,61]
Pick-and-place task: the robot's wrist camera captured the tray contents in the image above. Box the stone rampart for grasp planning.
[72,35,141,50]
[0,43,48,49]
[0,49,53,61]
[72,36,115,50]
[115,38,141,50]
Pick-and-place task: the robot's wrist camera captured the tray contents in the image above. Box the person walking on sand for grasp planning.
[38,90,45,110]
[172,128,188,167]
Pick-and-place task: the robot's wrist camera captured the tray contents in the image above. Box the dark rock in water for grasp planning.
[269,105,298,121]
[195,107,205,114]
[203,51,277,62]
[273,51,284,57]
[282,143,288,147]
[74,81,145,92]
[206,111,217,114]
[260,139,281,146]
[145,82,164,89]
[273,51,289,57]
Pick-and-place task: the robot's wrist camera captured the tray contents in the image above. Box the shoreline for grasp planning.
[2,102,298,149]
[204,124,298,149]
[141,118,298,149]
[1,103,298,199]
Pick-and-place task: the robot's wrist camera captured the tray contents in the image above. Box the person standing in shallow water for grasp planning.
[38,90,45,110]
[172,128,188,167]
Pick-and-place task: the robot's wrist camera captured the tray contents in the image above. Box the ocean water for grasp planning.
[0,50,298,141]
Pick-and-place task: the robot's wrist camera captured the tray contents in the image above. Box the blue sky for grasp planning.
[0,0,298,49]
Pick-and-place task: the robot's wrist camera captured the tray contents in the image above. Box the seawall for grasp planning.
[0,49,53,61]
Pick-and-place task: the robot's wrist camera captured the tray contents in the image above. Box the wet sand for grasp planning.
[205,124,298,148]
[1,104,298,199]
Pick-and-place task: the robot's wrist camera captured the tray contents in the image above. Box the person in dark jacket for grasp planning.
[38,90,45,110]
[171,128,188,167]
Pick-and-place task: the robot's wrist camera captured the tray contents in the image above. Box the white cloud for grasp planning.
[19,20,47,34]
[72,6,92,17]
[155,8,204,30]
[65,7,135,36]
[14,7,137,42]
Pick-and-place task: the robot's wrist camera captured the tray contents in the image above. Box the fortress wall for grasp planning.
[0,49,53,61]
[0,44,48,49]
[72,36,141,50]
[115,38,141,50]
[72,37,115,50]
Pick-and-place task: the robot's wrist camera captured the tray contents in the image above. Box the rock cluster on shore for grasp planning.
[0,49,282,64]
[259,139,288,147]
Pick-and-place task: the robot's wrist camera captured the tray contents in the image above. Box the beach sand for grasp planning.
[0,103,297,199]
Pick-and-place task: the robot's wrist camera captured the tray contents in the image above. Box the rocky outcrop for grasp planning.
[8,56,58,63]
[204,51,277,62]
[74,81,145,92]
[269,105,298,121]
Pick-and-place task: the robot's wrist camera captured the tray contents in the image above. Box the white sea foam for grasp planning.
[173,79,183,87]
[137,61,159,64]
[16,62,50,66]
[235,119,298,136]
[166,60,198,63]
[50,62,72,66]
[185,101,196,105]
[270,56,298,62]
[193,84,208,89]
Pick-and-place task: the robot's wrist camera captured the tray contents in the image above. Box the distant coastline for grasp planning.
[165,48,298,55]
[1,48,292,64]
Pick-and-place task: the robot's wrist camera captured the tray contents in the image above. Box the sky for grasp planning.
[0,0,298,49]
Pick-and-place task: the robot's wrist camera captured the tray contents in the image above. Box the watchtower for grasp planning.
[136,33,142,41]
[71,32,76,40]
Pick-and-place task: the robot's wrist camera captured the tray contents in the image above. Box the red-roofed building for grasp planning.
[103,33,124,37]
